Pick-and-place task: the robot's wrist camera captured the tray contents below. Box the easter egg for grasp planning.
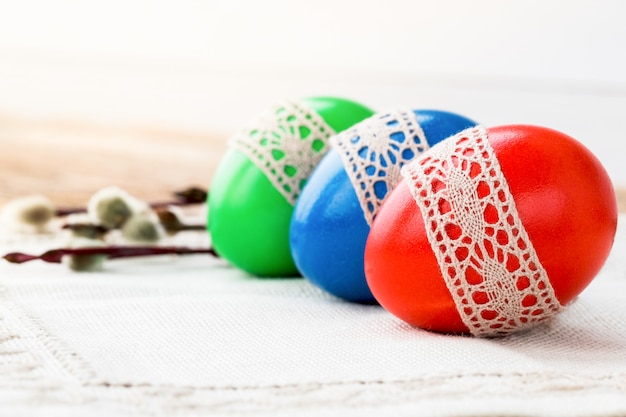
[365,125,618,336]
[290,110,477,303]
[208,97,374,277]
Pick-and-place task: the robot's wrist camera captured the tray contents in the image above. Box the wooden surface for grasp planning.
[0,114,624,212]
[0,115,227,208]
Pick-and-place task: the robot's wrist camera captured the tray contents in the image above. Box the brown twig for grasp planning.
[3,245,219,264]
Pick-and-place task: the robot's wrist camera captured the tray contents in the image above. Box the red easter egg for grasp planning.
[365,125,618,336]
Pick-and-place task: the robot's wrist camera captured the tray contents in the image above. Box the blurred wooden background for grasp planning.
[1,1,625,212]
[1,113,624,213]
[0,114,226,207]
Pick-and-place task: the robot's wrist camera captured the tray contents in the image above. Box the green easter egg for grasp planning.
[208,97,375,277]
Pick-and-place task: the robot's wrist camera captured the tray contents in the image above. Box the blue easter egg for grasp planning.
[290,109,478,303]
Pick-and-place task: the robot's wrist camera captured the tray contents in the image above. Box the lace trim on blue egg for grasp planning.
[230,101,335,206]
[330,109,429,225]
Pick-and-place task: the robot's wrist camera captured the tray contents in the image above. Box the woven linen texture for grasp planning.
[401,125,563,337]
[229,101,335,205]
[1,219,626,416]
[330,109,429,225]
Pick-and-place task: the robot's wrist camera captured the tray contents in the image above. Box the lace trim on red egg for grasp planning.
[230,101,335,205]
[401,126,563,337]
[331,109,429,225]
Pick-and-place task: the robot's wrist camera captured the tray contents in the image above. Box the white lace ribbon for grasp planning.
[331,109,429,225]
[401,126,563,337]
[230,101,335,205]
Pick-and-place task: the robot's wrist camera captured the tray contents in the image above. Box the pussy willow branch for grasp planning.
[55,186,208,216]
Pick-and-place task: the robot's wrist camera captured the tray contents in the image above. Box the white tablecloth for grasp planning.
[1,219,626,416]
